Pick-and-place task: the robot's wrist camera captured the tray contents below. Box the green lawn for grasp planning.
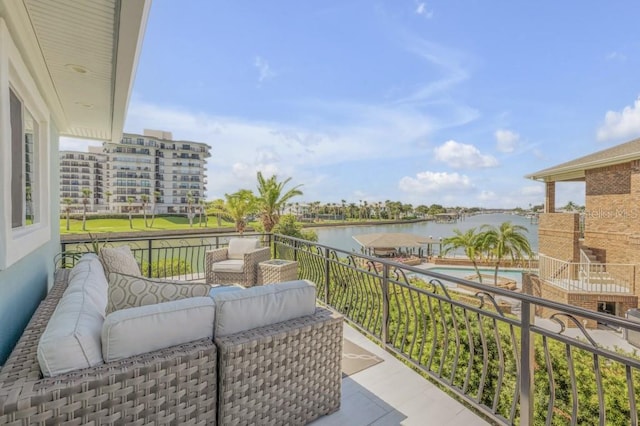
[60,216,240,234]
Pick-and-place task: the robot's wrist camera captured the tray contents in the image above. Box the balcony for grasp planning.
[57,233,640,425]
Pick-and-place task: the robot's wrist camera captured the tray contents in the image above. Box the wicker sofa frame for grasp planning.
[0,268,343,425]
[205,246,271,287]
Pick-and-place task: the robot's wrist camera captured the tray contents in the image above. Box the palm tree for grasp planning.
[149,191,161,228]
[222,190,257,234]
[186,191,194,228]
[140,194,149,227]
[255,172,303,233]
[127,197,135,229]
[443,228,485,283]
[63,198,73,231]
[480,221,533,285]
[81,188,91,231]
[199,199,207,227]
[208,199,226,227]
[105,191,112,212]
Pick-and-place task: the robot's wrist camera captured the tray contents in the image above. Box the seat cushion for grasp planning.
[107,272,212,313]
[213,279,317,337]
[99,245,141,276]
[210,259,244,273]
[102,297,215,362]
[227,238,260,260]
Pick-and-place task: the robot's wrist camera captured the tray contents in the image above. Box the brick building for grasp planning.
[526,138,640,326]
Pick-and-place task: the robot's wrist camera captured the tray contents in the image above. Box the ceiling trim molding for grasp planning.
[110,0,151,143]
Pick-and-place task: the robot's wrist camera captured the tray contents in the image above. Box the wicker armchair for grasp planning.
[205,238,270,286]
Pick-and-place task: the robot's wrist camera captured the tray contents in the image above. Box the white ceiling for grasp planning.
[13,0,150,142]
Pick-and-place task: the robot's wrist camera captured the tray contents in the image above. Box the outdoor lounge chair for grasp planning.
[205,238,271,286]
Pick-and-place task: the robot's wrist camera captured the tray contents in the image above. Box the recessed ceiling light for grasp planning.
[74,101,94,109]
[65,64,89,74]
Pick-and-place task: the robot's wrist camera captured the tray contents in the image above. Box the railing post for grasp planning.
[147,239,153,278]
[294,240,298,262]
[519,299,535,426]
[324,247,330,304]
[381,263,390,347]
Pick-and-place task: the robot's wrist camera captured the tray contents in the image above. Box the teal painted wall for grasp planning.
[0,124,60,365]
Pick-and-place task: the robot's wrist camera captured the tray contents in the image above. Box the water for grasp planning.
[425,266,525,286]
[314,213,538,254]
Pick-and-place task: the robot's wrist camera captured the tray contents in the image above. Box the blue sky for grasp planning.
[61,1,640,208]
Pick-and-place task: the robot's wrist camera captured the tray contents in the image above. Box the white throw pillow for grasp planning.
[66,253,108,314]
[227,238,260,260]
[102,297,215,362]
[213,279,317,337]
[99,245,141,276]
[107,272,212,313]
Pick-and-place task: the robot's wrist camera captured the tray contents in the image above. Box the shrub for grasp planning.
[140,258,192,278]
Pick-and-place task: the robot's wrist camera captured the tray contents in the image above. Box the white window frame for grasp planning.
[0,21,51,269]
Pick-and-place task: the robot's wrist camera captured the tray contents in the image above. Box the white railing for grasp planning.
[538,254,635,294]
[579,248,591,283]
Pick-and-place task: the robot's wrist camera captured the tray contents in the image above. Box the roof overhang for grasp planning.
[525,152,640,183]
[1,0,150,143]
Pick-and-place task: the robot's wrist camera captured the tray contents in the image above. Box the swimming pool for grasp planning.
[422,266,525,287]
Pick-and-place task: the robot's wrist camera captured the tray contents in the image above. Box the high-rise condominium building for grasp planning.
[60,151,107,212]
[60,129,211,214]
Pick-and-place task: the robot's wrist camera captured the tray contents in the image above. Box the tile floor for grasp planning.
[311,324,492,426]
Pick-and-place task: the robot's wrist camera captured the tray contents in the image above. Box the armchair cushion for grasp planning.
[213,279,317,337]
[99,245,141,276]
[107,272,211,313]
[210,259,244,273]
[227,238,260,260]
[102,297,215,362]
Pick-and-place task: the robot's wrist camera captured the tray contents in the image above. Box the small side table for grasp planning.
[258,259,298,285]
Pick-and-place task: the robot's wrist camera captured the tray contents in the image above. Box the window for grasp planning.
[10,88,39,229]
[1,22,51,269]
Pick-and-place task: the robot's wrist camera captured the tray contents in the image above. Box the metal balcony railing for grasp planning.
[57,233,640,426]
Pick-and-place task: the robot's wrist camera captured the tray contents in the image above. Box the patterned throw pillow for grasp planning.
[99,245,142,276]
[107,272,212,313]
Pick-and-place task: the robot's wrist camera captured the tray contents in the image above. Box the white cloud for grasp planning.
[123,98,440,199]
[477,190,497,201]
[415,2,433,18]
[434,140,498,169]
[597,97,640,142]
[606,51,626,62]
[494,129,520,153]
[254,56,276,83]
[521,185,544,196]
[398,171,474,195]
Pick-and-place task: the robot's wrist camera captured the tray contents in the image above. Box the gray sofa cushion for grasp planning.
[102,297,215,362]
[213,279,317,337]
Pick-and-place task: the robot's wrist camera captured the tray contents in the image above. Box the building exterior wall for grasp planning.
[583,161,640,299]
[0,123,59,365]
[523,274,638,328]
[538,212,580,262]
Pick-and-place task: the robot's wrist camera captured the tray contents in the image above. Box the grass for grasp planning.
[60,216,241,234]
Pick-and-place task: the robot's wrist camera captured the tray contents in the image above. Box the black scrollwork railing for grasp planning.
[272,234,640,426]
[57,232,640,425]
[57,232,271,281]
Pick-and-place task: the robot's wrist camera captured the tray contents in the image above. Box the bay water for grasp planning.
[313,213,538,255]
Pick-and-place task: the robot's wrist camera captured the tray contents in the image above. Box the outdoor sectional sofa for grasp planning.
[0,251,343,425]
